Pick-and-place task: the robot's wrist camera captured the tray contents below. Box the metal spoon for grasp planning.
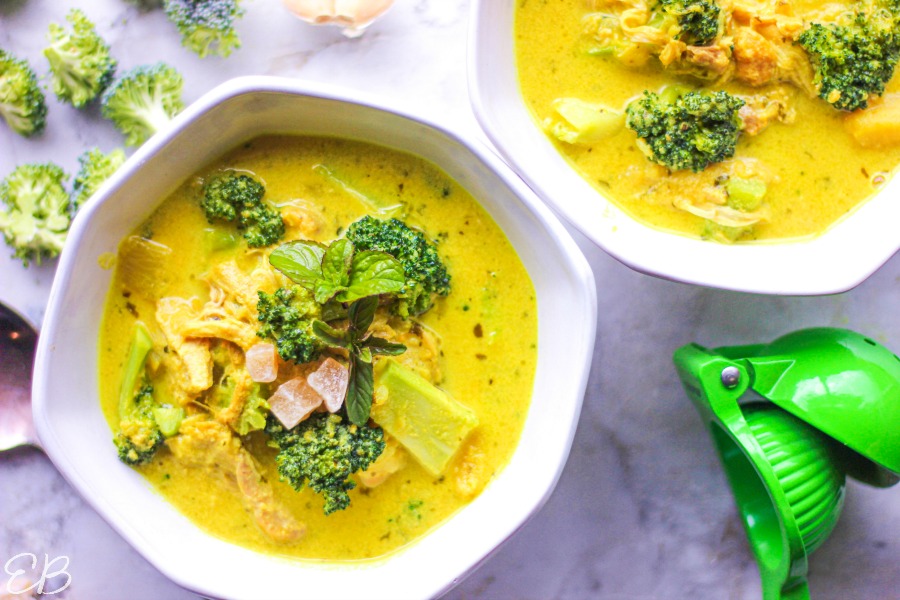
[0,301,39,451]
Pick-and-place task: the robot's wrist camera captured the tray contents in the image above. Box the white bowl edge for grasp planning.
[33,76,598,600]
[467,0,900,296]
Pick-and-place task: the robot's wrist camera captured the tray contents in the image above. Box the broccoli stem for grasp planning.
[371,359,478,476]
[726,177,767,211]
[119,321,154,418]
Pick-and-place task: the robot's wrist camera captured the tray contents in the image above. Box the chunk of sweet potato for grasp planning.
[845,94,900,148]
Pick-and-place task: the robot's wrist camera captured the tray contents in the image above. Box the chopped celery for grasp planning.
[371,360,478,476]
[236,385,269,435]
[726,177,767,211]
[314,164,405,219]
[203,227,239,252]
[544,98,624,145]
[658,85,692,104]
[152,406,184,437]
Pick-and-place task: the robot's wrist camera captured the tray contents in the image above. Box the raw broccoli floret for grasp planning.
[101,62,184,147]
[163,0,243,58]
[656,0,721,45]
[72,147,126,210]
[201,172,284,247]
[0,50,47,138]
[114,322,184,466]
[0,163,70,266]
[797,6,900,111]
[266,413,385,515]
[43,9,117,108]
[626,89,745,172]
[256,286,324,364]
[344,216,451,317]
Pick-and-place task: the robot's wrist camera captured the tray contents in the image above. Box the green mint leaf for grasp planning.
[337,251,405,303]
[269,241,326,289]
[321,238,353,288]
[314,280,344,305]
[364,336,407,356]
[348,296,378,338]
[312,320,351,349]
[321,300,348,322]
[346,352,374,426]
[358,346,373,363]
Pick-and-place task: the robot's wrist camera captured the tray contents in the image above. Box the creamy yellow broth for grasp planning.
[515,0,900,241]
[99,136,537,561]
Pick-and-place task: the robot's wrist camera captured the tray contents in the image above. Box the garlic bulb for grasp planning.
[282,0,395,37]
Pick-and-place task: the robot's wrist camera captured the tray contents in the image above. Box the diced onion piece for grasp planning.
[269,377,323,429]
[246,343,278,383]
[307,357,349,413]
[674,197,766,228]
[118,236,172,300]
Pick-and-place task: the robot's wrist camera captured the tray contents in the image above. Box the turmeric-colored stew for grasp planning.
[516,0,900,242]
[99,136,537,560]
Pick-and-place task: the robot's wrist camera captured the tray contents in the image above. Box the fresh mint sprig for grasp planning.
[312,297,406,425]
[269,238,405,304]
[268,238,408,424]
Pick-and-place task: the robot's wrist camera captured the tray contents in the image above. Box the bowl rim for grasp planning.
[32,76,598,600]
[467,0,900,296]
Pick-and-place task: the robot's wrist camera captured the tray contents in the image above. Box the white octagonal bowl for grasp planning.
[468,0,900,296]
[32,77,597,600]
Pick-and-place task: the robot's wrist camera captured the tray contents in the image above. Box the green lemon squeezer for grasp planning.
[673,328,900,600]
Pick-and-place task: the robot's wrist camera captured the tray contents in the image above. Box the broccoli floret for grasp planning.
[656,0,721,45]
[344,216,451,317]
[201,173,284,247]
[114,322,183,466]
[115,383,166,465]
[72,147,126,210]
[626,89,745,172]
[43,9,117,108]
[236,385,270,435]
[257,286,324,364]
[797,6,900,111]
[163,0,243,58]
[101,62,184,147]
[266,413,385,515]
[0,50,47,138]
[0,163,70,266]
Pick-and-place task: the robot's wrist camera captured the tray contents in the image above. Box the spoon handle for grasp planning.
[0,304,40,452]
[0,382,39,450]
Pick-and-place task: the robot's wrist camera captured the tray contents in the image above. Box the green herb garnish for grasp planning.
[312,297,406,425]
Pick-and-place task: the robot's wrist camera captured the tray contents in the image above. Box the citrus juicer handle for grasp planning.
[673,343,812,600]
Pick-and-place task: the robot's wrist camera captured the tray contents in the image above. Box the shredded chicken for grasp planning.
[180,316,259,351]
[156,297,213,396]
[168,417,305,543]
[738,86,797,135]
[204,260,261,321]
[587,0,816,94]
[370,315,442,383]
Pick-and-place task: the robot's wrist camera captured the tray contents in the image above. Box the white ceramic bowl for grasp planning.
[32,77,596,600]
[468,1,900,295]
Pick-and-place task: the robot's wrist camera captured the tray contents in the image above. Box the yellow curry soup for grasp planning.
[516,0,900,242]
[99,136,537,561]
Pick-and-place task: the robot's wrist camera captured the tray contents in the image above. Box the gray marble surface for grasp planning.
[1,1,898,599]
